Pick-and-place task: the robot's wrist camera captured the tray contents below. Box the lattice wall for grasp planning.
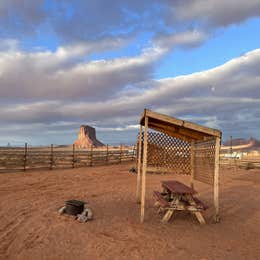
[137,131,191,175]
[194,139,216,185]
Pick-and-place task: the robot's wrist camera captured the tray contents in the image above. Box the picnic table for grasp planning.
[153,180,208,224]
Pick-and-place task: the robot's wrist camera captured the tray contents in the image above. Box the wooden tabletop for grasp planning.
[161,180,197,195]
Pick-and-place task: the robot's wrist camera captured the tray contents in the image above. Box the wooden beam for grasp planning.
[148,120,208,141]
[190,140,195,189]
[145,109,183,127]
[178,127,207,140]
[184,121,221,138]
[23,142,27,172]
[136,124,143,203]
[214,136,221,223]
[148,123,193,143]
[139,108,147,125]
[140,109,221,138]
[140,116,148,223]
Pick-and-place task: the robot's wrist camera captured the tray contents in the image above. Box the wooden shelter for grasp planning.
[136,109,222,223]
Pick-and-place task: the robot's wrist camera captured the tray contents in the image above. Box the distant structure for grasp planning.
[74,125,104,148]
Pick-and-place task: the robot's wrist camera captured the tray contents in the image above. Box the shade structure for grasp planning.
[136,109,222,223]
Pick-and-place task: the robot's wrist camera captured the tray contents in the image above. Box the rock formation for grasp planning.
[221,137,260,151]
[74,125,104,148]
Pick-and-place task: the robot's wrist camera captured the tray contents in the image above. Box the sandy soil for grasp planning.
[0,163,259,260]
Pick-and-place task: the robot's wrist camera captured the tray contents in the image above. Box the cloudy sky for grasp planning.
[0,0,260,146]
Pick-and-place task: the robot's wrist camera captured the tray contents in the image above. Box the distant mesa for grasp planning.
[222,137,260,151]
[74,125,104,148]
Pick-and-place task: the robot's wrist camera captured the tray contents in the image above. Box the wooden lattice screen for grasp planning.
[194,139,216,185]
[137,131,191,175]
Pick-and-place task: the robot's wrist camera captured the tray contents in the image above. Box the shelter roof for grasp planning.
[139,109,221,143]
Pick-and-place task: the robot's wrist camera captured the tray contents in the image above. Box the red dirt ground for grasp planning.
[0,163,259,259]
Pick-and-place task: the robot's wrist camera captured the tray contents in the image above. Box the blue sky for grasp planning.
[0,0,260,146]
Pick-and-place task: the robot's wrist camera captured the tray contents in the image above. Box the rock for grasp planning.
[58,206,66,215]
[76,214,88,223]
[74,125,104,149]
[84,207,93,220]
[76,207,93,223]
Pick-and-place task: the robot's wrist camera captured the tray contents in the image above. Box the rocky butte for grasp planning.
[74,125,104,148]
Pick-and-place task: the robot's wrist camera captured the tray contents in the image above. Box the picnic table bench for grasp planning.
[153,180,208,224]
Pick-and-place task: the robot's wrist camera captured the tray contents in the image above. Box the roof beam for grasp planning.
[149,121,206,141]
[140,109,221,138]
[149,124,193,143]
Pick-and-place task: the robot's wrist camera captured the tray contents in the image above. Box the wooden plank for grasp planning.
[50,144,54,170]
[161,209,174,223]
[214,137,221,223]
[194,212,206,224]
[183,121,221,138]
[136,124,142,202]
[161,180,197,195]
[23,143,27,171]
[149,121,206,141]
[140,109,221,138]
[148,123,193,143]
[153,191,169,207]
[120,144,122,163]
[90,145,93,166]
[140,116,148,223]
[144,109,183,127]
[106,144,109,163]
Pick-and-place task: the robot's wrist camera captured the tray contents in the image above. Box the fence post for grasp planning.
[72,144,75,168]
[120,144,122,163]
[106,144,109,164]
[132,145,136,161]
[90,145,93,166]
[50,144,54,170]
[23,142,27,171]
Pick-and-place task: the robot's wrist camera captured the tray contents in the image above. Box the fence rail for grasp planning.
[0,144,136,173]
[220,156,260,170]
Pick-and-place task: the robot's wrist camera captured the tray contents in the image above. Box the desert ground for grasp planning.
[0,163,259,260]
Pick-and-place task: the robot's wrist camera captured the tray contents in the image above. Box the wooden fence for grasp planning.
[0,144,136,173]
[220,156,260,170]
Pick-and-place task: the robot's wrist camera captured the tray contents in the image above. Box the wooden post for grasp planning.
[190,140,195,189]
[50,144,54,170]
[136,125,143,203]
[120,144,122,163]
[140,116,148,223]
[132,145,136,161]
[90,145,93,166]
[72,144,75,168]
[106,144,109,164]
[23,142,27,171]
[214,136,221,223]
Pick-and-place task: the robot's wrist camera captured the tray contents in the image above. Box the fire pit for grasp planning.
[65,200,85,215]
[58,199,93,222]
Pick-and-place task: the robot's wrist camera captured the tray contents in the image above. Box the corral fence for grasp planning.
[220,155,260,170]
[0,144,136,173]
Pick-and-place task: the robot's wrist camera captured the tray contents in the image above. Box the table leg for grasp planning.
[161,194,180,223]
[194,212,206,224]
[186,194,206,225]
[162,209,174,223]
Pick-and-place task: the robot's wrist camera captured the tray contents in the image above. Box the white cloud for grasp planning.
[0,48,259,143]
[154,30,208,50]
[171,0,260,27]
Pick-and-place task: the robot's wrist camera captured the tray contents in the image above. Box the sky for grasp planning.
[0,0,260,146]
